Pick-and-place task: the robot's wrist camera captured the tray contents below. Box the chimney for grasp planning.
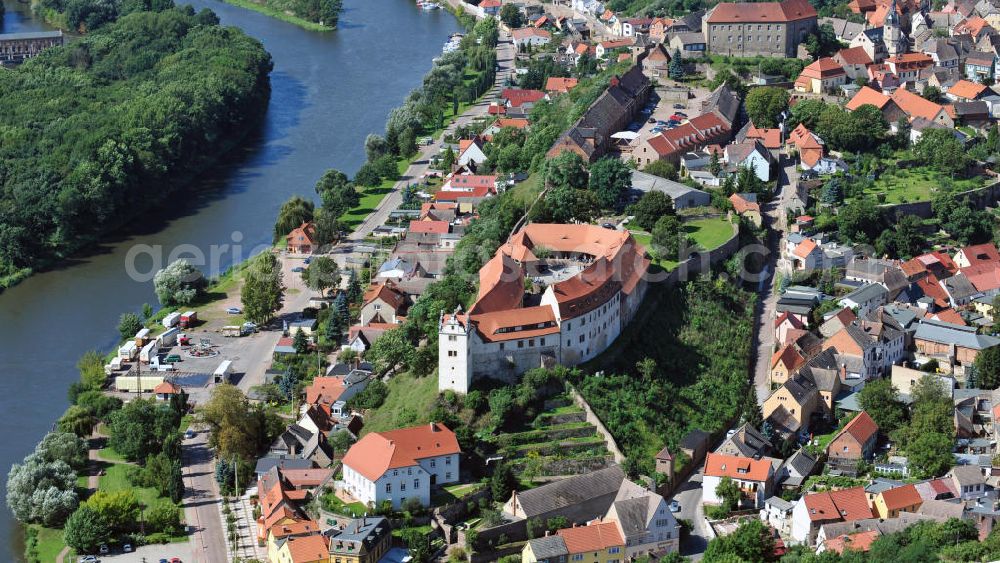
[841,363,847,380]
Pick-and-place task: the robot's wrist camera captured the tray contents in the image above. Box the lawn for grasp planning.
[98,446,125,463]
[99,463,160,507]
[864,167,982,204]
[320,490,367,517]
[360,371,440,434]
[341,159,409,229]
[431,483,484,506]
[508,173,544,206]
[27,524,70,563]
[630,217,733,271]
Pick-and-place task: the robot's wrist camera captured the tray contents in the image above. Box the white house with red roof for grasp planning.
[457,137,488,168]
[340,422,461,509]
[702,452,774,508]
[794,57,848,94]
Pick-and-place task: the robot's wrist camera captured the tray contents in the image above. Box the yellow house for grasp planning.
[873,484,923,519]
[267,520,322,562]
[523,520,626,563]
[770,345,805,386]
[328,516,393,563]
[273,533,329,563]
[763,376,818,435]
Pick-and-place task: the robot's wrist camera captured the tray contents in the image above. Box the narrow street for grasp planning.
[182,427,228,563]
[672,465,709,560]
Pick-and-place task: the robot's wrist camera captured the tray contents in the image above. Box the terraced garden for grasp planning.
[498,396,613,484]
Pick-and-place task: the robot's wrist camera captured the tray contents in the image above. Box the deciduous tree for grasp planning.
[588,157,632,209]
[744,86,789,128]
[241,252,284,325]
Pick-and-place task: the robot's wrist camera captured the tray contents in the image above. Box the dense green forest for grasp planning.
[33,0,172,32]
[577,276,756,474]
[0,7,272,287]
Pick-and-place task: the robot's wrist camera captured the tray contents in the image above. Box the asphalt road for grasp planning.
[181,427,227,563]
[671,465,709,560]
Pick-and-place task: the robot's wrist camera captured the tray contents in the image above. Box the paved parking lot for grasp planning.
[85,542,193,563]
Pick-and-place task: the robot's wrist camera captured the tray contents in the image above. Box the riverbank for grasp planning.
[218,0,336,31]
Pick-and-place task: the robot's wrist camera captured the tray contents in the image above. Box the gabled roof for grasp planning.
[802,487,874,522]
[501,88,546,107]
[799,57,847,79]
[880,483,923,510]
[511,466,626,519]
[833,411,879,446]
[836,46,873,65]
[948,79,988,99]
[705,452,772,482]
[891,88,947,121]
[772,344,806,371]
[342,423,460,482]
[408,220,450,235]
[730,192,761,214]
[557,521,625,553]
[363,281,407,310]
[545,77,579,94]
[846,86,893,110]
[793,238,819,259]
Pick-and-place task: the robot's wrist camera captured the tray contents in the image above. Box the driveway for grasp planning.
[671,465,709,560]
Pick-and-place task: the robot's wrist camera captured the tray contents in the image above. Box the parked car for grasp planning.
[669,500,681,512]
[163,354,181,363]
[291,266,304,273]
[648,117,656,123]
[123,544,133,553]
[226,307,241,315]
[243,322,257,332]
[601,223,616,230]
[651,127,663,134]
[185,429,195,439]
[675,111,688,117]
[78,557,98,563]
[667,119,680,126]
[303,257,311,265]
[656,120,668,125]
[99,545,109,555]
[673,103,685,109]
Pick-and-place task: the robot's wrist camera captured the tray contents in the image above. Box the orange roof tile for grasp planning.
[305,376,346,405]
[793,238,819,259]
[730,193,761,214]
[835,411,879,445]
[745,124,782,149]
[932,307,967,326]
[705,452,772,482]
[771,344,806,371]
[153,381,181,395]
[959,243,1000,267]
[284,533,329,563]
[880,483,923,510]
[271,520,320,540]
[494,118,530,130]
[799,57,846,79]
[836,46,873,66]
[545,77,579,94]
[363,281,407,311]
[557,521,625,553]
[948,79,988,100]
[891,88,946,121]
[802,487,874,522]
[500,88,546,107]
[342,423,460,482]
[846,86,892,111]
[472,305,559,343]
[408,220,450,234]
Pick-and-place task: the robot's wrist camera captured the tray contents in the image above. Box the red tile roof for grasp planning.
[826,530,880,554]
[771,344,805,371]
[802,487,874,522]
[512,27,552,40]
[948,79,988,100]
[799,57,846,79]
[892,87,946,121]
[545,77,580,94]
[363,281,407,311]
[793,238,819,259]
[501,88,546,107]
[880,483,923,511]
[836,46,873,66]
[959,243,1000,267]
[283,533,329,563]
[707,0,817,22]
[705,452,772,482]
[447,174,497,190]
[730,193,761,214]
[557,521,625,553]
[305,376,347,405]
[846,86,892,111]
[408,220,451,234]
[744,124,782,149]
[776,310,805,329]
[153,381,181,395]
[342,423,460,482]
[835,411,879,446]
[493,117,530,130]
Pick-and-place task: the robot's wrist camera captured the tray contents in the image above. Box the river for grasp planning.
[0,0,460,556]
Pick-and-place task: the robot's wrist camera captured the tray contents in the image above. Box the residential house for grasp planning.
[763,375,819,435]
[771,344,806,386]
[725,140,772,181]
[522,520,626,563]
[340,422,461,509]
[947,78,989,101]
[835,46,874,80]
[738,122,782,156]
[716,423,775,458]
[873,484,923,518]
[702,0,818,58]
[955,243,1000,268]
[545,77,579,95]
[761,496,796,536]
[846,86,906,123]
[787,124,828,171]
[596,38,634,59]
[730,192,762,227]
[456,136,489,168]
[775,310,807,346]
[326,516,392,563]
[822,324,882,383]
[286,222,318,254]
[633,112,732,166]
[820,308,858,338]
[791,487,874,545]
[786,236,823,271]
[703,452,775,508]
[775,449,819,489]
[795,57,848,94]
[839,283,889,318]
[605,480,681,556]
[891,87,955,126]
[951,464,988,499]
[272,534,329,563]
[479,0,501,17]
[850,27,888,63]
[816,513,942,555]
[304,371,369,409]
[885,52,935,83]
[641,43,672,74]
[821,16,865,42]
[268,420,334,467]
[826,411,879,471]
[512,27,552,48]
[965,50,995,81]
[669,32,708,55]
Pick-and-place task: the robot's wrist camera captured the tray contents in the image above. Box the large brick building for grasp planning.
[703,0,818,58]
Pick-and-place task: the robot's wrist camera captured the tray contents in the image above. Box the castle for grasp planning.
[438,224,650,393]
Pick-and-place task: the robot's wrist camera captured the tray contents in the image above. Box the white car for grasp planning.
[226,307,241,314]
[78,557,98,563]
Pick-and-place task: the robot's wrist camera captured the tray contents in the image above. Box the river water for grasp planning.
[0,0,460,556]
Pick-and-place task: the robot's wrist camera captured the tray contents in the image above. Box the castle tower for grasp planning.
[438,308,473,394]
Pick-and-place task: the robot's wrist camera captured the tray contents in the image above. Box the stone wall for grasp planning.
[568,385,626,464]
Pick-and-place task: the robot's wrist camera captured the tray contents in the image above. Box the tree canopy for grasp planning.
[744,86,789,128]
